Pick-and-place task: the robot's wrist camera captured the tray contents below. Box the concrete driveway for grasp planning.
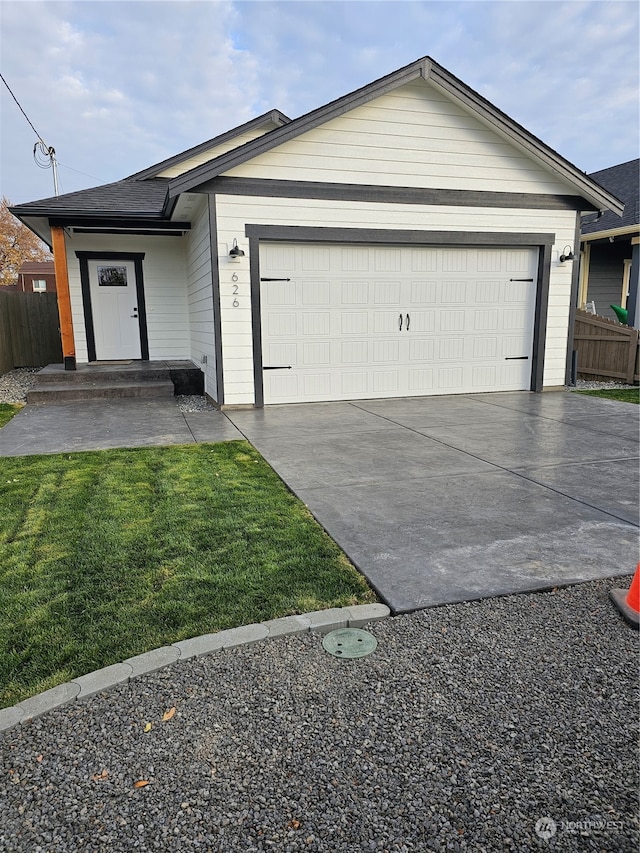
[226,391,640,613]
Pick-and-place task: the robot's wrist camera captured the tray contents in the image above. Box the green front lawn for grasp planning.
[0,442,375,708]
[0,402,22,427]
[576,387,640,404]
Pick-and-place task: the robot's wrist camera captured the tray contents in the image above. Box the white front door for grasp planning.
[88,260,141,360]
[259,242,538,404]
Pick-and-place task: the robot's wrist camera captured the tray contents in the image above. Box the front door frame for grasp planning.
[245,225,554,407]
[76,251,149,361]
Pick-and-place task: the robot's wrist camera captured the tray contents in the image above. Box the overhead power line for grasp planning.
[1,71,59,196]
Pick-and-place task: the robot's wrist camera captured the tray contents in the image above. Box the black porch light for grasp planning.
[229,238,245,259]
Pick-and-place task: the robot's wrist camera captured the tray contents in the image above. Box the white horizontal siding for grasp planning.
[184,197,217,399]
[224,80,574,195]
[214,193,577,404]
[158,127,276,179]
[65,233,190,363]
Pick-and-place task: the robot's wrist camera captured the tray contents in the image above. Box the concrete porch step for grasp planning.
[35,364,172,384]
[27,380,175,404]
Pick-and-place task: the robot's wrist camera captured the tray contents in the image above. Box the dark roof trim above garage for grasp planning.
[125,110,291,181]
[244,223,555,248]
[203,176,597,211]
[166,56,623,217]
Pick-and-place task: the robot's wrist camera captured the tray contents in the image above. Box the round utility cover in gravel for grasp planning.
[322,627,377,658]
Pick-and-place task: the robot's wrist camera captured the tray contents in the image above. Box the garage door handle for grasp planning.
[406,313,410,331]
[264,365,292,370]
[398,313,403,331]
[505,356,529,360]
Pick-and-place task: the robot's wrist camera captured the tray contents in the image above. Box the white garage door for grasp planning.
[259,242,538,404]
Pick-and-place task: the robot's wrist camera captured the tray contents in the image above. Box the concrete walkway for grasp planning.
[0,398,242,456]
[1,392,638,613]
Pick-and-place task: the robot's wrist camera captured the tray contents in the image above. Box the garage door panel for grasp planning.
[475,281,501,302]
[374,280,402,304]
[408,311,435,333]
[301,281,331,305]
[341,340,369,363]
[260,242,537,404]
[302,313,330,336]
[374,248,402,272]
[411,248,438,272]
[373,340,401,362]
[442,250,468,272]
[439,311,466,332]
[409,338,436,361]
[440,281,467,303]
[408,368,435,391]
[341,247,370,271]
[341,281,369,303]
[302,342,331,365]
[410,281,438,303]
[301,246,330,271]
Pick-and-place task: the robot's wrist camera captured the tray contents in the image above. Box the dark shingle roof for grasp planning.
[581,159,639,234]
[10,179,169,218]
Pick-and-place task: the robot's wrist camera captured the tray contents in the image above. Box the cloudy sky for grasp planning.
[1,0,638,205]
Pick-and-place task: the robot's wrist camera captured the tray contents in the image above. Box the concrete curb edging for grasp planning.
[0,603,390,734]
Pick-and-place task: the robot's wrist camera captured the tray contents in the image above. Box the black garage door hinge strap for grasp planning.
[509,278,534,282]
[264,366,292,370]
[260,278,291,282]
[505,356,529,360]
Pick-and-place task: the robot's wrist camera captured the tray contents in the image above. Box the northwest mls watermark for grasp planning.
[535,816,625,840]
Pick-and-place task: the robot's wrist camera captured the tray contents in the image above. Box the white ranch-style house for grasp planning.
[11,57,624,407]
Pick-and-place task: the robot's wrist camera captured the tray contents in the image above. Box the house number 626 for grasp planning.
[231,273,239,307]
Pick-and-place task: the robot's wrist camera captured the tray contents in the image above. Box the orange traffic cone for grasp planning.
[610,564,640,629]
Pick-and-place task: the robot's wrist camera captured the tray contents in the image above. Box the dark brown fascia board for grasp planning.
[166,55,623,218]
[126,110,291,181]
[167,61,427,198]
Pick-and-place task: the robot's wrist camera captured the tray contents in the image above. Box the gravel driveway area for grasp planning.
[1,577,638,853]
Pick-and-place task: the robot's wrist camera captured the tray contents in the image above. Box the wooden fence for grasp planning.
[573,309,640,384]
[0,290,62,374]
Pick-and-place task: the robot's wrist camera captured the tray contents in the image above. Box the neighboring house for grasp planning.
[10,56,623,407]
[579,159,639,325]
[17,260,57,293]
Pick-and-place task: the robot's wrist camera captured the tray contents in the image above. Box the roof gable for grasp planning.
[126,110,290,181]
[217,79,577,196]
[166,56,623,216]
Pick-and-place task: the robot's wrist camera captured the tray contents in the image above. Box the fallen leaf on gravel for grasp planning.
[134,780,150,788]
[35,755,43,763]
[144,722,153,733]
[91,769,109,781]
[287,819,301,830]
[162,707,176,722]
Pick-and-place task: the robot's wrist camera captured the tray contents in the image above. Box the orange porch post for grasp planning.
[50,225,76,370]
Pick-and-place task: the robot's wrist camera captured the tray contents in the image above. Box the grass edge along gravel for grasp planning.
[0,441,376,708]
